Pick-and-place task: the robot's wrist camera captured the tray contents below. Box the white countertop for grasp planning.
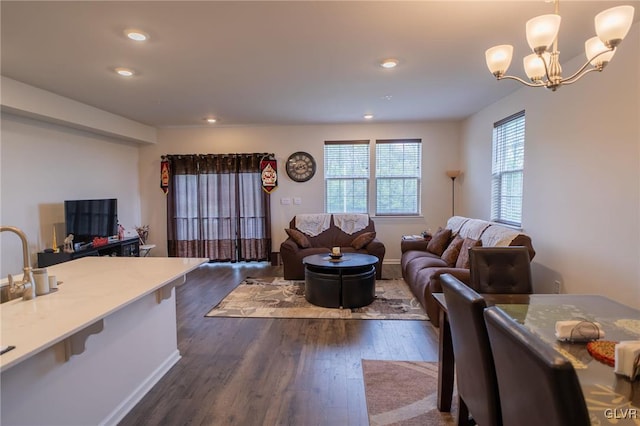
[0,256,207,372]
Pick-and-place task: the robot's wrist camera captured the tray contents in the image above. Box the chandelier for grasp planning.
[485,1,635,91]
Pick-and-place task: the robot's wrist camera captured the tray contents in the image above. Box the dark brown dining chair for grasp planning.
[441,273,502,426]
[469,246,532,294]
[483,306,590,426]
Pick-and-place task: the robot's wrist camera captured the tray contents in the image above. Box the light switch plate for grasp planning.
[293,197,302,205]
[280,198,291,205]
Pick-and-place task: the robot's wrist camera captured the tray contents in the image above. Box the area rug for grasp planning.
[205,277,429,320]
[362,360,457,426]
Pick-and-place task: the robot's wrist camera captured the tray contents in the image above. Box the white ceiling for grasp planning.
[1,1,637,127]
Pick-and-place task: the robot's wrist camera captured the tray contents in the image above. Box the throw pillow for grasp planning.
[441,235,464,267]
[351,232,376,250]
[427,227,452,256]
[285,228,311,248]
[456,238,482,269]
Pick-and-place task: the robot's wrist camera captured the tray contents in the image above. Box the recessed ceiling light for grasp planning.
[114,67,135,77]
[364,114,374,120]
[381,95,393,101]
[205,118,217,124]
[380,59,398,69]
[125,29,149,42]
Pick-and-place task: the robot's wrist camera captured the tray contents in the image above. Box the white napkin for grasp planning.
[614,341,640,379]
[555,320,605,341]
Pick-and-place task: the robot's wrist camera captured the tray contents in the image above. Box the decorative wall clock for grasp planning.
[286,151,316,182]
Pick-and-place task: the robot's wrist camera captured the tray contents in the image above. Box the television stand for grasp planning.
[37,237,140,268]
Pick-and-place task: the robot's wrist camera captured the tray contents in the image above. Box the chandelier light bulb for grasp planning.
[585,37,615,68]
[526,14,562,53]
[523,53,548,81]
[485,45,513,76]
[595,5,635,48]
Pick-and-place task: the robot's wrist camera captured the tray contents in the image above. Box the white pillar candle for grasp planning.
[33,268,49,295]
[332,247,341,256]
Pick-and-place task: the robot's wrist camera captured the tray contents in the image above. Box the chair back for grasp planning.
[469,246,532,294]
[441,274,502,426]
[483,306,590,426]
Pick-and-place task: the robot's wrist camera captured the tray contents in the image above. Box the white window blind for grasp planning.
[491,111,525,226]
[375,139,421,215]
[324,141,370,213]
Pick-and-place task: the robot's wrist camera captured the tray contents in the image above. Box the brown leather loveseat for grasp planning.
[401,216,535,326]
[281,214,385,280]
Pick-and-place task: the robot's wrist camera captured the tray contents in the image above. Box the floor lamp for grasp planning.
[446,170,461,216]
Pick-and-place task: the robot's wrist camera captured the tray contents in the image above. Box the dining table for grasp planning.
[432,293,640,425]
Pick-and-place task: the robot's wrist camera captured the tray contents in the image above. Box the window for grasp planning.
[491,111,525,227]
[324,141,369,213]
[375,139,421,215]
[324,139,422,215]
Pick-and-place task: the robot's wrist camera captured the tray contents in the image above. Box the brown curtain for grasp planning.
[165,153,271,262]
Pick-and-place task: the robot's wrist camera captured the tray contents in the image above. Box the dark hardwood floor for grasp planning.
[119,263,440,426]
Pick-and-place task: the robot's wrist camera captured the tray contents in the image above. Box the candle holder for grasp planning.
[330,247,343,259]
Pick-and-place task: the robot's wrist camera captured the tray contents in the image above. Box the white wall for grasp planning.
[460,25,640,307]
[138,122,461,262]
[1,113,142,277]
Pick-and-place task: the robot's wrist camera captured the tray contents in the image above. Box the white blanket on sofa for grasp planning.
[459,218,492,240]
[295,214,331,237]
[446,216,469,235]
[333,214,369,235]
[481,224,520,247]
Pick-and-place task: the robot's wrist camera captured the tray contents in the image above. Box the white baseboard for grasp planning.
[101,350,181,426]
[383,258,401,265]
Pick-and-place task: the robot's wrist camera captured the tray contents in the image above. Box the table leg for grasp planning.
[437,307,454,412]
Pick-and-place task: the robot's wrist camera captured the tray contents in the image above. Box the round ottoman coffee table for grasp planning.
[302,253,378,308]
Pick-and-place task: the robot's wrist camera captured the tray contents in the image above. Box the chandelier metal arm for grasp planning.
[561,48,612,83]
[559,67,602,85]
[497,75,546,88]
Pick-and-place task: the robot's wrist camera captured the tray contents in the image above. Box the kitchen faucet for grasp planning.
[0,226,35,300]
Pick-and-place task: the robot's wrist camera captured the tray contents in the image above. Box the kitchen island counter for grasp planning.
[1,256,207,425]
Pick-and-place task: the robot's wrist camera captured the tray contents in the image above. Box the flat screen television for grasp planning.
[64,198,118,244]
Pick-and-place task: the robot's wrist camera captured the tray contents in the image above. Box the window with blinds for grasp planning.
[375,139,421,215]
[324,141,370,213]
[491,111,525,227]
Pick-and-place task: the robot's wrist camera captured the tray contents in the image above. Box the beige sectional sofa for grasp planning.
[401,216,535,326]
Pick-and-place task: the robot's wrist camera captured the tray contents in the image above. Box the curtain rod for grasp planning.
[161,153,273,160]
